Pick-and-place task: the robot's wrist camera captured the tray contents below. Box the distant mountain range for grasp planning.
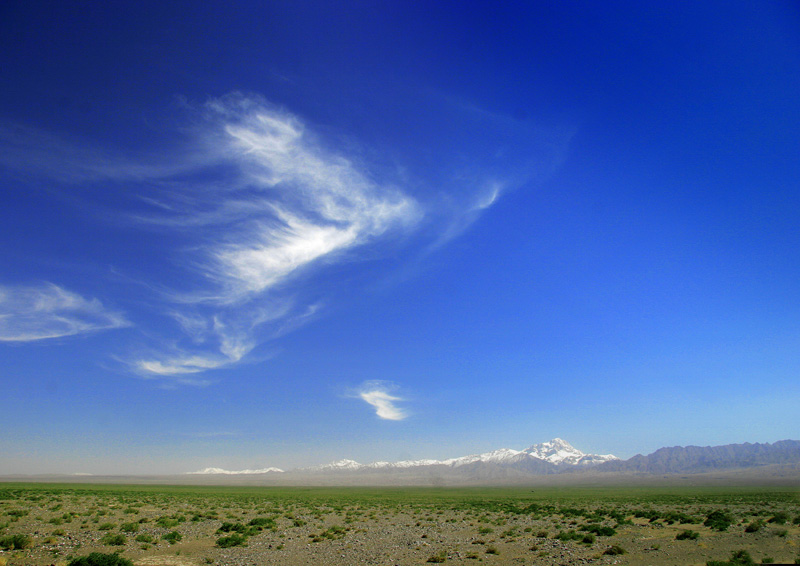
[597,439,800,474]
[190,438,800,478]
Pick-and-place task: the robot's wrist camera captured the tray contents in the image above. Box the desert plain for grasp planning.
[0,483,798,565]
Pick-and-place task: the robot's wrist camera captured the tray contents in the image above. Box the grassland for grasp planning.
[0,483,798,565]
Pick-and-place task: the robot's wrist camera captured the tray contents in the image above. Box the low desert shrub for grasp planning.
[744,520,763,533]
[0,534,32,550]
[100,533,126,546]
[67,553,134,566]
[581,524,616,536]
[704,510,734,532]
[768,512,788,525]
[604,545,626,556]
[706,549,755,566]
[676,529,700,540]
[216,533,247,548]
[162,531,182,544]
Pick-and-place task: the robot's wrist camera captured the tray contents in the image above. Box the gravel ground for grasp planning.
[0,485,798,565]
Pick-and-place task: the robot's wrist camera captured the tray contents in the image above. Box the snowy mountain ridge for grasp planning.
[311,438,618,472]
[189,439,616,475]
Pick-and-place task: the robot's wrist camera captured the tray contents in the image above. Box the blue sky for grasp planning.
[1,1,799,475]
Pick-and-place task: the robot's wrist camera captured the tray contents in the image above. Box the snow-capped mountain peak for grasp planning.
[524,438,618,466]
[188,466,284,475]
[318,459,364,471]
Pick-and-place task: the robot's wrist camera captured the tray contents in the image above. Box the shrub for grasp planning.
[704,511,734,531]
[248,517,276,529]
[67,553,134,566]
[426,551,447,563]
[555,530,584,542]
[768,512,788,525]
[676,529,700,540]
[162,531,182,544]
[134,534,153,543]
[582,524,616,536]
[604,545,626,556]
[155,517,179,528]
[744,520,763,533]
[0,534,32,550]
[98,523,116,531]
[100,533,126,546]
[119,522,139,533]
[216,533,248,548]
[706,549,755,566]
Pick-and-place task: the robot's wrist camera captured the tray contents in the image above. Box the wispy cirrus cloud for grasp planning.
[0,283,129,342]
[357,381,408,421]
[128,94,421,376]
[0,91,569,383]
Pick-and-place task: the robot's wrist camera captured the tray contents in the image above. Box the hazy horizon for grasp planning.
[2,1,799,476]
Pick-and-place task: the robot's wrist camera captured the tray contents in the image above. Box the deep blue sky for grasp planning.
[1,1,799,474]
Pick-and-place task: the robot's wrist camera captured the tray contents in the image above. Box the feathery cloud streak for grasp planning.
[131,95,421,376]
[0,283,129,342]
[357,381,408,421]
[0,92,564,382]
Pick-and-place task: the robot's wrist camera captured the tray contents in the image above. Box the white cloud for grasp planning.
[357,381,408,421]
[0,92,567,382]
[129,94,422,377]
[0,283,129,342]
[196,94,421,302]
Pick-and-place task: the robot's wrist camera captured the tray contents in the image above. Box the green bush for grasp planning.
[119,522,139,533]
[155,517,179,528]
[67,553,134,566]
[581,524,616,536]
[216,533,248,548]
[134,534,153,543]
[704,510,734,531]
[100,533,127,546]
[768,512,788,525]
[676,529,700,540]
[162,531,182,544]
[555,530,584,541]
[248,517,277,530]
[604,545,626,556]
[706,549,755,566]
[744,520,763,533]
[0,533,32,550]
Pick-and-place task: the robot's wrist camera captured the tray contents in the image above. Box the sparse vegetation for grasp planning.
[0,484,797,565]
[216,533,248,548]
[0,533,32,550]
[67,553,134,566]
[706,549,756,565]
[676,529,700,540]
